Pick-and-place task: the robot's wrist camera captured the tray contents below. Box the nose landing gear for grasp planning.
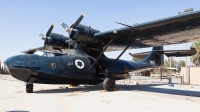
[26,83,33,93]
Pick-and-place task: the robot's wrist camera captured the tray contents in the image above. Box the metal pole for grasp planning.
[68,40,70,55]
[160,67,162,81]
[90,38,114,69]
[108,42,131,69]
[185,43,188,84]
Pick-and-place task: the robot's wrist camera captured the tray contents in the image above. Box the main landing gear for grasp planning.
[26,83,33,93]
[103,78,116,91]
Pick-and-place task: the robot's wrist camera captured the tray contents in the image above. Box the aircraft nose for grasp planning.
[4,56,16,72]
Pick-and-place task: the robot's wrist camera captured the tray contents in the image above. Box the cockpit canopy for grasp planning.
[34,51,65,57]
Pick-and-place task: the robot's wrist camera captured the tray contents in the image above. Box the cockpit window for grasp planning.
[34,51,44,56]
[34,51,65,57]
[34,51,55,57]
[43,52,55,57]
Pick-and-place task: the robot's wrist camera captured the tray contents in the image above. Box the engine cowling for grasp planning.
[45,25,101,51]
[70,24,100,43]
[46,33,70,49]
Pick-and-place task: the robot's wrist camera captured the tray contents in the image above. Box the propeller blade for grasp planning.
[61,22,71,33]
[39,33,46,40]
[71,13,84,29]
[39,33,45,37]
[46,24,54,37]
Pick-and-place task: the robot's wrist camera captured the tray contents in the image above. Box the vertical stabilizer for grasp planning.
[144,46,164,67]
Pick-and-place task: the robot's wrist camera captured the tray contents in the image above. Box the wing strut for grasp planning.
[90,38,114,69]
[108,42,131,69]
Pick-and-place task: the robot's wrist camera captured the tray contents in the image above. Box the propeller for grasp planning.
[61,13,84,37]
[71,13,85,29]
[61,22,71,34]
[39,24,54,51]
[39,33,45,40]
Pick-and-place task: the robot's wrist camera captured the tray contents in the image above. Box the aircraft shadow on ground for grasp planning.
[7,110,29,112]
[34,83,200,97]
[34,85,103,94]
[117,84,200,97]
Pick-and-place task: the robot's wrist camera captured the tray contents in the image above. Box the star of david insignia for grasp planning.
[77,61,83,67]
[75,60,85,69]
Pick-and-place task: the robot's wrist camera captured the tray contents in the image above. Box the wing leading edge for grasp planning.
[94,10,200,51]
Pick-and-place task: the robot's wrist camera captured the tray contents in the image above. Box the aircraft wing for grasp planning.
[94,10,200,51]
[21,46,73,54]
[129,47,197,59]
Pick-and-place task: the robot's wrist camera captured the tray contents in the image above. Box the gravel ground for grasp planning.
[0,75,200,112]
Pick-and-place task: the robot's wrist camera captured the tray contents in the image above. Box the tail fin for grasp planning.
[144,46,164,67]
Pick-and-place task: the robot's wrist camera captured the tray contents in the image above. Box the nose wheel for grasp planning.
[26,83,33,93]
[103,78,116,91]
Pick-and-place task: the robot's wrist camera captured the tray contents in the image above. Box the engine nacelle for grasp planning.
[46,25,101,50]
[71,24,100,43]
[46,33,69,49]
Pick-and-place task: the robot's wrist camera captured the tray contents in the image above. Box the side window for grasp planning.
[43,52,55,57]
[47,53,55,57]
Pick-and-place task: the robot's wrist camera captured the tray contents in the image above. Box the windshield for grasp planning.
[34,51,44,56]
[34,51,55,57]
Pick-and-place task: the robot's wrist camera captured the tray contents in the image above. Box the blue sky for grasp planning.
[0,0,200,65]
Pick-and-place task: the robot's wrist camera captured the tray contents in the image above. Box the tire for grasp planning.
[103,78,116,91]
[26,84,33,93]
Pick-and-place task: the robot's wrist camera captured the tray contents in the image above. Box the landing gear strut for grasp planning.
[103,78,116,91]
[26,83,33,93]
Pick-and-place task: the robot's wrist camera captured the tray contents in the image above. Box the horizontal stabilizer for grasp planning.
[129,47,196,59]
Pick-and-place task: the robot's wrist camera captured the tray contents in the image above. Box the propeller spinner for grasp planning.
[39,24,54,51]
[61,13,84,37]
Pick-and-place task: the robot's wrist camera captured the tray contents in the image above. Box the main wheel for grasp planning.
[26,84,33,93]
[103,78,116,91]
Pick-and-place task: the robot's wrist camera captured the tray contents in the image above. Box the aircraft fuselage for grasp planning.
[4,53,104,85]
[4,46,163,86]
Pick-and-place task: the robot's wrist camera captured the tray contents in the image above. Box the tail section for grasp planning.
[144,46,164,67]
[129,46,197,67]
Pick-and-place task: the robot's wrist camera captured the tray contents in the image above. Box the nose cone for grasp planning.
[4,56,16,72]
